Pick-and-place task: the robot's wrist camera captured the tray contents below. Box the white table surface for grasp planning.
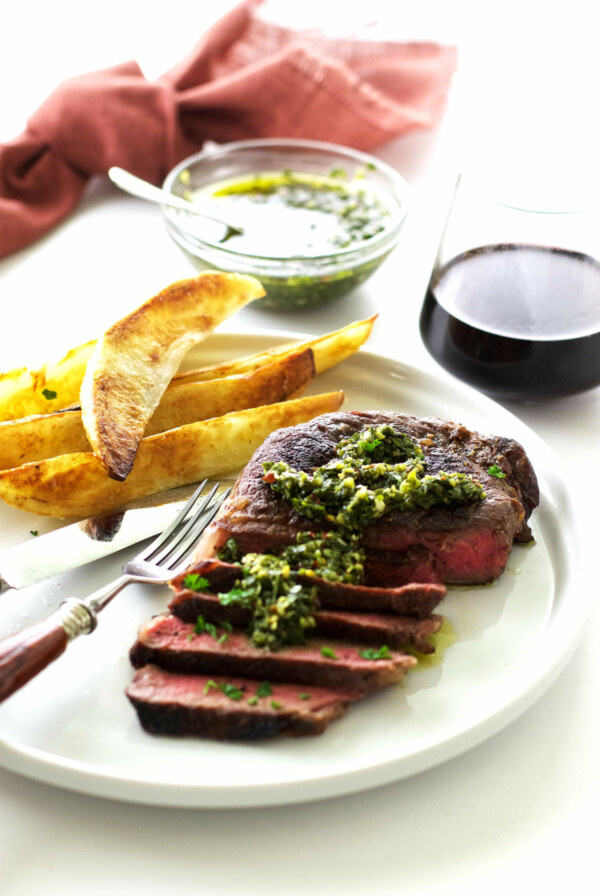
[1,3,598,894]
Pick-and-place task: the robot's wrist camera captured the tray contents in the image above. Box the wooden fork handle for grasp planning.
[0,600,96,703]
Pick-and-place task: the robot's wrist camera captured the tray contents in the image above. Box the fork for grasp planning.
[0,479,230,703]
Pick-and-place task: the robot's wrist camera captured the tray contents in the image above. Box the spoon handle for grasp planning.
[108,167,199,215]
[108,167,243,239]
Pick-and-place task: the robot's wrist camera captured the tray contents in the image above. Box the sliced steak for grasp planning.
[170,558,446,619]
[168,587,443,654]
[306,609,442,655]
[130,614,416,693]
[296,576,446,617]
[126,665,360,740]
[196,411,539,585]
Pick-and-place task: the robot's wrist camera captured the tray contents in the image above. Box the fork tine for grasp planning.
[137,479,209,562]
[149,482,220,566]
[168,489,231,576]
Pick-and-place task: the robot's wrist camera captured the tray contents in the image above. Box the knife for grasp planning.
[0,481,233,593]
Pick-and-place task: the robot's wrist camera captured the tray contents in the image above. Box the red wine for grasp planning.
[419,243,600,400]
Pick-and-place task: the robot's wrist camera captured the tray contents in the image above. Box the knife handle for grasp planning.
[0,599,96,703]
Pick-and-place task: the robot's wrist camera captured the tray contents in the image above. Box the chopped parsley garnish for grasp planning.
[270,700,283,710]
[29,530,38,536]
[359,645,392,660]
[221,683,244,701]
[203,679,244,701]
[298,693,311,700]
[193,614,228,642]
[320,646,338,660]
[362,437,382,453]
[41,388,57,401]
[183,573,210,591]
[256,681,273,698]
[487,464,507,479]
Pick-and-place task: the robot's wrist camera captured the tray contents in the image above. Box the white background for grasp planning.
[1,2,599,894]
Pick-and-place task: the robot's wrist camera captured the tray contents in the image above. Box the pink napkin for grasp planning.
[0,0,457,259]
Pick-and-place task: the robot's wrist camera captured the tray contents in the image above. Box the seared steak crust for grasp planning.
[199,411,539,585]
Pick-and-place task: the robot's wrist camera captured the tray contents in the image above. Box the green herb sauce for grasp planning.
[214,531,365,652]
[187,426,484,651]
[263,424,485,531]
[197,170,390,257]
[185,168,395,310]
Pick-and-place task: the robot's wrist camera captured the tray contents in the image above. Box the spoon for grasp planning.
[107,167,244,242]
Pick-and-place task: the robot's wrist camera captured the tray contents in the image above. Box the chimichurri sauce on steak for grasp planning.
[199,411,539,587]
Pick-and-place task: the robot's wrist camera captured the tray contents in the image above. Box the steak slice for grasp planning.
[170,558,447,619]
[168,587,443,654]
[126,665,360,740]
[304,609,443,655]
[130,614,416,693]
[196,411,539,585]
[295,576,446,618]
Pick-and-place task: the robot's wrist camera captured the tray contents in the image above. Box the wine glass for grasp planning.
[419,174,600,401]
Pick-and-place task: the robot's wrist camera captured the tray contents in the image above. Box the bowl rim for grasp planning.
[161,137,410,264]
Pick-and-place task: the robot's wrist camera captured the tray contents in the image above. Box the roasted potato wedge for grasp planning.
[0,409,89,470]
[80,271,265,482]
[0,392,344,518]
[0,316,374,424]
[173,316,377,384]
[146,347,315,436]
[0,341,95,423]
[0,348,316,470]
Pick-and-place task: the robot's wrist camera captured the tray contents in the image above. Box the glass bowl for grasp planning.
[161,138,410,311]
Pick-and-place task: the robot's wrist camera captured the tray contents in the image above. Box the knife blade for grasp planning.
[0,481,233,593]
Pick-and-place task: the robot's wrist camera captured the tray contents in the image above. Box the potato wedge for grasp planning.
[146,347,315,436]
[0,341,95,422]
[80,271,265,482]
[0,391,344,518]
[0,348,316,470]
[0,316,374,424]
[173,315,377,385]
[0,409,89,470]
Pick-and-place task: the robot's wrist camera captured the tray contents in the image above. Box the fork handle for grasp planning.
[0,600,96,703]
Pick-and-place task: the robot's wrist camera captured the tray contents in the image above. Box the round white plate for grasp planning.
[0,332,585,807]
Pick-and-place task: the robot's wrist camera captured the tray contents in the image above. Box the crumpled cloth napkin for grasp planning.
[0,0,457,259]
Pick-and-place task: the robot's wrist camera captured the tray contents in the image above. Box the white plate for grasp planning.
[0,332,585,807]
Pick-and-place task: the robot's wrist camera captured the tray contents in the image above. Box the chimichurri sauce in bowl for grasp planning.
[194,171,391,257]
[162,140,409,311]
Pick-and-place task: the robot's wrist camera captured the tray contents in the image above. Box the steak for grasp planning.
[130,614,416,693]
[169,586,443,654]
[126,665,360,740]
[196,411,539,585]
